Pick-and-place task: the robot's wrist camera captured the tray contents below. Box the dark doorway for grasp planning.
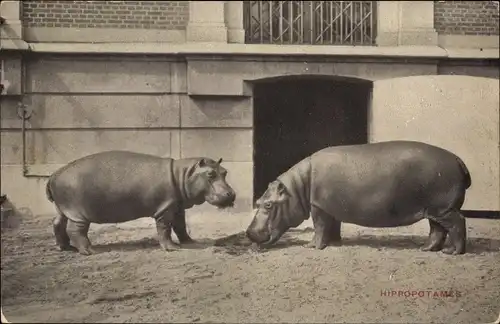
[253,76,372,202]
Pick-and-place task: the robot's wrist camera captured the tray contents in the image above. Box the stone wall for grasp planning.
[0,55,253,215]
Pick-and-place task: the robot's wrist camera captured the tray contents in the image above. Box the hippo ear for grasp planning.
[198,158,207,168]
[277,182,289,196]
[216,158,223,165]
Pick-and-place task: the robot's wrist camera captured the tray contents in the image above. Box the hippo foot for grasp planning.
[77,247,97,256]
[58,245,78,253]
[160,240,180,252]
[329,239,342,247]
[304,240,327,250]
[178,237,196,244]
[420,245,443,252]
[441,246,464,255]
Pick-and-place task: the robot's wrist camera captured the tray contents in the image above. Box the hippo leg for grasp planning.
[421,219,447,252]
[329,219,342,245]
[66,220,95,256]
[305,206,334,250]
[435,210,466,255]
[155,212,180,251]
[172,208,195,244]
[52,212,77,252]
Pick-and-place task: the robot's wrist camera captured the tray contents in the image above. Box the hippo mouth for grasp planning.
[257,229,283,248]
[216,200,235,209]
[206,194,235,209]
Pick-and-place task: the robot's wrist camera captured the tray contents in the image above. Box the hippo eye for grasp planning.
[264,202,273,209]
[207,170,217,179]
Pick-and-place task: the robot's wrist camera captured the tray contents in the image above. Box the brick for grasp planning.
[22,0,189,30]
[434,1,499,36]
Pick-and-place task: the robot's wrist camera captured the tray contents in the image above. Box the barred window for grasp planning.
[244,1,377,45]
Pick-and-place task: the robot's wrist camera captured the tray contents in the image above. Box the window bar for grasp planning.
[329,1,333,44]
[258,1,264,43]
[269,1,273,44]
[279,1,284,43]
[288,1,293,44]
[340,1,344,44]
[370,1,374,44]
[320,1,324,44]
[350,1,353,44]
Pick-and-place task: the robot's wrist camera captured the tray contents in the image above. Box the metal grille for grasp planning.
[244,1,376,45]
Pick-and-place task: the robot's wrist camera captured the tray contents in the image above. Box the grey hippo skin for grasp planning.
[46,151,236,255]
[246,141,472,255]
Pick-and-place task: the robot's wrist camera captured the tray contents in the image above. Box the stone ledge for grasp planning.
[0,38,30,51]
[24,27,186,44]
[25,43,499,60]
[438,35,499,49]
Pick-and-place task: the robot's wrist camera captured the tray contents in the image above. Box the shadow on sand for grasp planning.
[91,237,220,253]
[90,227,499,255]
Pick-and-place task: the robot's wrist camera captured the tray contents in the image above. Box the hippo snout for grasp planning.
[225,190,236,202]
[246,227,270,244]
[209,188,236,208]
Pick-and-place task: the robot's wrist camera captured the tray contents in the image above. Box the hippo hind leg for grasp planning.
[66,219,95,256]
[421,219,447,252]
[53,211,77,252]
[427,209,466,255]
[329,219,342,246]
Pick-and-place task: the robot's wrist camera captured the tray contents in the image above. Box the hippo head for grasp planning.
[246,180,303,246]
[186,158,236,209]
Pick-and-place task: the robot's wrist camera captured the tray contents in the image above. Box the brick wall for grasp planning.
[22,1,189,30]
[434,1,499,35]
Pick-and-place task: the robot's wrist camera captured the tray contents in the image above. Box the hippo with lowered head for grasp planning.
[46,151,236,255]
[246,141,472,255]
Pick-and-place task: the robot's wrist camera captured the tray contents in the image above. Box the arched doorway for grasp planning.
[252,75,373,202]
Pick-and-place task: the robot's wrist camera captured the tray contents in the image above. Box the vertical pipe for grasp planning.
[21,102,28,176]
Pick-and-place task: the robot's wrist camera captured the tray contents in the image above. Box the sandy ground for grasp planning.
[1,205,500,324]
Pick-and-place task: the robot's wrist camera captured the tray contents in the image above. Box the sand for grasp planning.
[1,206,499,323]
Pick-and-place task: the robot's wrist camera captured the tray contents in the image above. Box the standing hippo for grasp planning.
[246,141,472,255]
[46,151,236,255]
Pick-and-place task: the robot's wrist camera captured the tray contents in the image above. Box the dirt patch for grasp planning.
[1,209,500,323]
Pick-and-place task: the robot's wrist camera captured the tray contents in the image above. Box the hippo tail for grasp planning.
[456,156,471,189]
[45,176,55,203]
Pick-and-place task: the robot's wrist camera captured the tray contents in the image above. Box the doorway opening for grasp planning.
[252,76,372,202]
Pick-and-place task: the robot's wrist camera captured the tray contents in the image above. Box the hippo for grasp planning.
[46,151,236,255]
[246,141,472,255]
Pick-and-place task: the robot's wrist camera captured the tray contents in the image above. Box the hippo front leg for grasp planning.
[172,208,195,244]
[155,212,180,251]
[306,206,337,250]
